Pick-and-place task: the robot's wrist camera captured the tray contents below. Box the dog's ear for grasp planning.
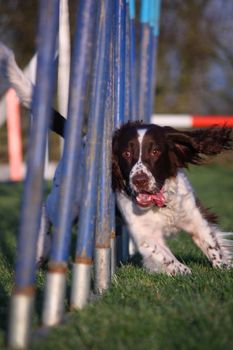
[184,126,233,155]
[112,131,125,191]
[165,127,203,168]
[165,126,233,168]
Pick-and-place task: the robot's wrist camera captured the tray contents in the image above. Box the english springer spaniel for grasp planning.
[1,42,233,274]
[112,121,233,275]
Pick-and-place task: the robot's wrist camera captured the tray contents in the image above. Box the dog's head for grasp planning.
[112,121,233,208]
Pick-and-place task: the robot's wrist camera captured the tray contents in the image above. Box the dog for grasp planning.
[112,121,233,274]
[1,42,233,273]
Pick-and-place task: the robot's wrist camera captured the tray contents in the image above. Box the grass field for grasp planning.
[0,159,233,349]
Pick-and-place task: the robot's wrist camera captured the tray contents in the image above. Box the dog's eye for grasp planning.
[151,149,160,157]
[122,150,131,159]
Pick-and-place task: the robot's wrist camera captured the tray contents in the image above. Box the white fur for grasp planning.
[117,170,233,275]
[129,161,157,194]
[137,129,147,161]
[129,129,157,193]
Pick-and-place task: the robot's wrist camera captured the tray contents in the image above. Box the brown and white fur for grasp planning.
[113,122,233,275]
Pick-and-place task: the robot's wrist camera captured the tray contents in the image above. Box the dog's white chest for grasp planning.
[116,190,178,240]
[116,171,196,243]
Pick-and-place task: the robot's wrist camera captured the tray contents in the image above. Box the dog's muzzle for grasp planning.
[131,173,150,192]
[130,173,165,208]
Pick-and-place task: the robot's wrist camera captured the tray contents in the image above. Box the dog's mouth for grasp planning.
[134,190,165,208]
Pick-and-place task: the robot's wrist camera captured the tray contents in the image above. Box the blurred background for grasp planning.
[0,0,233,166]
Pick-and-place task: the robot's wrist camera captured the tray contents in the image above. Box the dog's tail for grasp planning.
[0,42,66,137]
[0,42,33,108]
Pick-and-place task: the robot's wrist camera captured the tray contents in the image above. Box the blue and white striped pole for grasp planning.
[137,0,161,123]
[42,0,98,327]
[113,0,129,264]
[114,0,126,128]
[8,1,59,347]
[122,0,138,259]
[110,0,128,275]
[148,0,161,120]
[125,0,130,121]
[71,0,112,309]
[137,0,150,122]
[122,0,138,260]
[127,0,137,121]
[94,47,113,292]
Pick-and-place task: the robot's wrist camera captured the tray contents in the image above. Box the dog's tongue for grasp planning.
[136,191,165,208]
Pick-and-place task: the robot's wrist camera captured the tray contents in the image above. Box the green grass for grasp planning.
[0,160,233,349]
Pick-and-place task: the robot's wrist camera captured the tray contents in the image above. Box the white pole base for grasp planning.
[42,271,66,327]
[94,247,111,294]
[70,262,92,310]
[8,293,34,349]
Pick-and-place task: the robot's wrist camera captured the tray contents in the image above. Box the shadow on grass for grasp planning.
[127,252,211,270]
[177,253,211,267]
[127,252,143,267]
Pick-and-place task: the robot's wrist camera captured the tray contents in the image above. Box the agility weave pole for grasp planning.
[7,0,161,348]
[42,0,98,325]
[70,0,113,308]
[8,1,60,347]
[137,0,161,123]
[113,0,128,264]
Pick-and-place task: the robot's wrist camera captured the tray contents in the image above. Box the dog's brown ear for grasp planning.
[112,132,125,191]
[184,126,233,155]
[165,129,203,168]
[165,126,233,168]
[112,156,125,191]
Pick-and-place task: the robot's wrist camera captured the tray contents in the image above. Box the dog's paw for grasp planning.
[143,257,191,275]
[165,262,191,276]
[212,260,233,270]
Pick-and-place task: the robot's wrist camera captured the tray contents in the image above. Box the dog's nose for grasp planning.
[132,173,149,188]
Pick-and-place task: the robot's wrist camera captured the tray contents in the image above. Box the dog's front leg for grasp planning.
[189,226,233,269]
[138,238,191,275]
[181,206,233,269]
